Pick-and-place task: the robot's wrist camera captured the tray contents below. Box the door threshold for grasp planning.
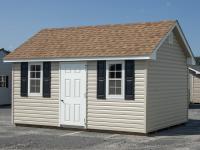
[60,124,86,129]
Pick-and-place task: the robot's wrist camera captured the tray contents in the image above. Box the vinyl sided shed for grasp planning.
[189,66,200,103]
[0,48,12,105]
[4,20,195,133]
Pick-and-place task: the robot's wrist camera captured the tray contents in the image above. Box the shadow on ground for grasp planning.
[151,104,200,137]
[189,104,200,109]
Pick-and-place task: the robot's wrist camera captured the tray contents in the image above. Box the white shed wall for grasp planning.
[87,61,147,133]
[13,62,59,126]
[146,32,188,132]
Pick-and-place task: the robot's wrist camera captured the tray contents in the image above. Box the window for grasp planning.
[28,63,43,96]
[106,61,124,99]
[0,76,8,88]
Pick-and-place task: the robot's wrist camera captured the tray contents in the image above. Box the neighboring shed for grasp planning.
[0,48,12,105]
[189,65,200,103]
[4,20,195,133]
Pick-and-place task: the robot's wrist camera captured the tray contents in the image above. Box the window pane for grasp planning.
[31,65,35,71]
[109,72,115,78]
[116,88,121,95]
[30,80,36,93]
[30,80,35,86]
[36,72,40,78]
[36,65,41,71]
[109,64,115,71]
[30,80,35,93]
[3,76,6,81]
[36,87,40,93]
[30,79,40,93]
[30,86,35,93]
[30,72,35,78]
[116,64,122,71]
[0,76,7,87]
[116,80,121,87]
[35,80,40,87]
[109,80,115,88]
[116,72,121,78]
[109,88,115,94]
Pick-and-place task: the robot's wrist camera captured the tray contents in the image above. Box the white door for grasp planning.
[60,62,86,127]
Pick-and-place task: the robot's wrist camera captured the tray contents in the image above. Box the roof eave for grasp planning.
[4,55,152,63]
[189,67,200,74]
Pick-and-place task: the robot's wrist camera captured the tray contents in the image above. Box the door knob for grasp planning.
[61,99,64,102]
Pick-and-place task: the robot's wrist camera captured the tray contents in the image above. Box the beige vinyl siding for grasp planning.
[87,61,146,133]
[191,74,200,103]
[13,62,59,126]
[146,32,188,132]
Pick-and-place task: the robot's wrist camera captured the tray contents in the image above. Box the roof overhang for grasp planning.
[189,67,200,74]
[151,21,196,65]
[4,55,151,63]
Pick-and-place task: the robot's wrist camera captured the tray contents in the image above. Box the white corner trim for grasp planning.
[175,22,196,65]
[58,62,61,127]
[4,56,151,63]
[11,64,14,124]
[151,22,196,65]
[144,60,148,133]
[189,67,200,74]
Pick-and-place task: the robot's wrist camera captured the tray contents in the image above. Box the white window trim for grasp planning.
[0,75,7,88]
[28,62,43,97]
[106,60,125,99]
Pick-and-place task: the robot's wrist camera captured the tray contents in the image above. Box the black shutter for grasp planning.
[6,76,8,88]
[21,62,28,97]
[43,62,51,98]
[97,61,106,99]
[125,60,135,100]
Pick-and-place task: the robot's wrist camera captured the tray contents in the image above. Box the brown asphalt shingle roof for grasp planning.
[5,20,176,60]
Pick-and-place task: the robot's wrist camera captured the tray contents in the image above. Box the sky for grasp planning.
[0,0,200,56]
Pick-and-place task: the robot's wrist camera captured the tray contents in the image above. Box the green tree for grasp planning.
[196,57,200,65]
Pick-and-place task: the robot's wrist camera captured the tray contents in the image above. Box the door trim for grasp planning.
[59,61,87,128]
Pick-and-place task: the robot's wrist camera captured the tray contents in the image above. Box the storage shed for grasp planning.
[4,20,195,133]
[189,66,200,103]
[0,48,12,105]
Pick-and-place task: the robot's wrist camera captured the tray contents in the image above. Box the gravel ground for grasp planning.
[0,105,200,150]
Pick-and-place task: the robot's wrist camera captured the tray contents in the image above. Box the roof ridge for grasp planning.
[41,20,176,31]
